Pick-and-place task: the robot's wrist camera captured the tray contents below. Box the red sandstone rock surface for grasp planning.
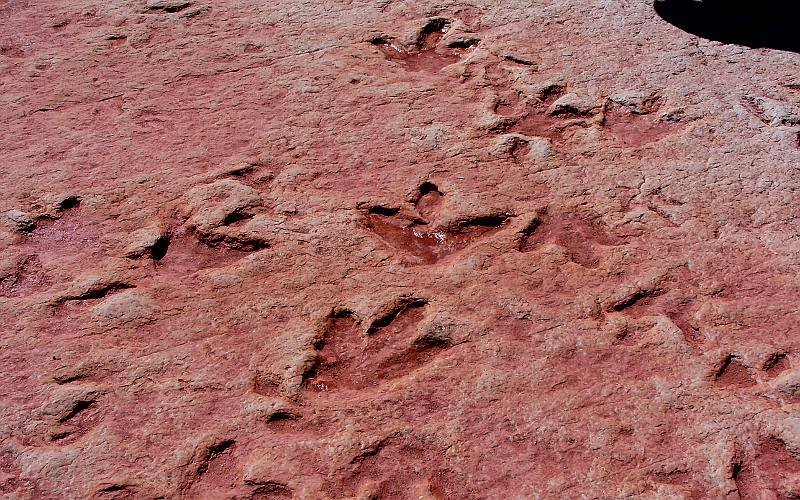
[2,0,800,498]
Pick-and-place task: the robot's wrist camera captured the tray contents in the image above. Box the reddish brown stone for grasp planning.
[1,0,800,498]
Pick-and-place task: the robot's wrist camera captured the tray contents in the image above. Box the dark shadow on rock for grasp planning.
[654,0,799,53]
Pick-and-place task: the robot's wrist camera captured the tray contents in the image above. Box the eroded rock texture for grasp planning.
[1,0,800,498]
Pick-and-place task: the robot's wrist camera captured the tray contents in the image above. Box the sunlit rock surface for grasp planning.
[1,0,800,497]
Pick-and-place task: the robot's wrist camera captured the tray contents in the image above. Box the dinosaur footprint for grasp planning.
[363,182,511,264]
[517,211,622,268]
[304,299,450,393]
[371,18,479,74]
[603,95,686,146]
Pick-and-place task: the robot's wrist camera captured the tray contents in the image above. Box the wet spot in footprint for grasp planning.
[446,36,480,59]
[361,216,445,263]
[365,186,510,265]
[372,40,457,73]
[417,18,450,48]
[364,212,509,265]
[371,18,477,73]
